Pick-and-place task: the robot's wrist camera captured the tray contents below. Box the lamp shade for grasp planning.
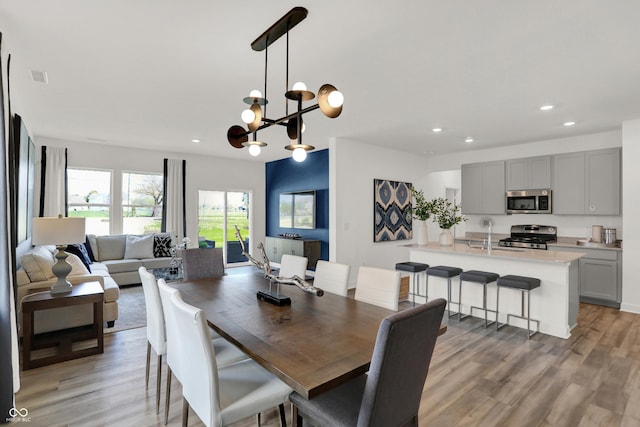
[32,217,86,246]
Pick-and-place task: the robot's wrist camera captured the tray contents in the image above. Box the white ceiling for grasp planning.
[2,0,640,162]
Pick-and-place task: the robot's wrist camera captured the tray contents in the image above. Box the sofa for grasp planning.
[17,245,121,334]
[17,233,175,334]
[85,233,175,286]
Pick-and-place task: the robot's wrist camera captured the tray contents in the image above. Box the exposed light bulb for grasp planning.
[249,89,262,98]
[327,90,344,108]
[292,82,307,91]
[248,144,261,156]
[292,147,307,162]
[241,109,256,124]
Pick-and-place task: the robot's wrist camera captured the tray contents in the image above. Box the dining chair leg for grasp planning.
[279,403,287,427]
[164,369,172,425]
[145,341,151,390]
[257,412,261,425]
[182,397,189,427]
[156,354,162,414]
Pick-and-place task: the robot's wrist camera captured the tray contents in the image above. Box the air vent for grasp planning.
[30,70,48,84]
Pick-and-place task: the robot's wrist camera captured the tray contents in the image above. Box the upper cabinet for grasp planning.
[461,161,505,214]
[505,156,552,190]
[553,148,621,215]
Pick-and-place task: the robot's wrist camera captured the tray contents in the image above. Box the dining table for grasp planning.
[170,270,445,399]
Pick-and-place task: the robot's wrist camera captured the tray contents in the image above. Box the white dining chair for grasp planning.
[157,279,247,425]
[169,288,293,427]
[354,266,401,311]
[313,260,350,297]
[278,254,308,279]
[138,266,166,414]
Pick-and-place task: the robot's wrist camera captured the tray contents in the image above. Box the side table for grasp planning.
[22,281,104,370]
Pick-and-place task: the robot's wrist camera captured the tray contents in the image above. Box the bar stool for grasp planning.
[496,275,540,339]
[458,270,499,326]
[395,262,429,306]
[427,266,463,318]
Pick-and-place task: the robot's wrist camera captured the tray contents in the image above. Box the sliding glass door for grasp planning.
[198,190,250,265]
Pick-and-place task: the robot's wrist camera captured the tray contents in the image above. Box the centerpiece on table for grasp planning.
[431,197,466,246]
[411,187,434,245]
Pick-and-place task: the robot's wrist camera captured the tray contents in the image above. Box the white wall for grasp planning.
[35,137,266,255]
[331,138,428,284]
[621,119,640,313]
[420,130,623,239]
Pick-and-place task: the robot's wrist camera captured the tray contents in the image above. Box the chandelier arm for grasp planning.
[285,29,289,117]
[264,39,268,119]
[234,104,321,139]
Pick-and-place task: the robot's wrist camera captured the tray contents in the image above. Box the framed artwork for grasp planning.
[373,179,412,242]
[14,114,36,244]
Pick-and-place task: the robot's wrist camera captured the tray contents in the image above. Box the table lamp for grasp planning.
[32,215,86,294]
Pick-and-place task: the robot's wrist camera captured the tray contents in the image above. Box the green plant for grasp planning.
[431,197,466,229]
[411,187,434,221]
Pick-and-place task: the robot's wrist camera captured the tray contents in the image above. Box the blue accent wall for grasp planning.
[266,149,329,262]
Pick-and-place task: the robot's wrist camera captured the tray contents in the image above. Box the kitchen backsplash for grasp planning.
[462,214,623,240]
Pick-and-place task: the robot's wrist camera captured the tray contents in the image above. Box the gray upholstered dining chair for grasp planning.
[290,298,447,427]
[182,247,225,280]
[168,285,293,427]
[138,266,166,414]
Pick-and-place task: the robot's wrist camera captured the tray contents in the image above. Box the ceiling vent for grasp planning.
[30,70,48,84]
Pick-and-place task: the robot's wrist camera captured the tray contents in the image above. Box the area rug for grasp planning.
[104,285,146,333]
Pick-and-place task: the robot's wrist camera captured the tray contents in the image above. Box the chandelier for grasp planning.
[227,7,344,162]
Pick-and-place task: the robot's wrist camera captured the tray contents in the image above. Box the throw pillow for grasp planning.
[124,234,155,259]
[153,234,173,257]
[84,235,96,262]
[66,244,92,272]
[20,246,55,282]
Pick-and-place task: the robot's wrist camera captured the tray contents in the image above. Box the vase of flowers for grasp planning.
[411,188,434,245]
[431,197,466,246]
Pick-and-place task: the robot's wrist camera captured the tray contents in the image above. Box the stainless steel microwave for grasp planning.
[506,189,552,214]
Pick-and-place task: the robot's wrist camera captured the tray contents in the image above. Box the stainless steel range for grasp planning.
[498,224,557,250]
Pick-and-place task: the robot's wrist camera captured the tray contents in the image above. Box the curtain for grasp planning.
[1,33,19,419]
[162,159,186,243]
[39,146,68,217]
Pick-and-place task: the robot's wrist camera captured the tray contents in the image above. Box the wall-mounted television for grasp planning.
[279,190,316,229]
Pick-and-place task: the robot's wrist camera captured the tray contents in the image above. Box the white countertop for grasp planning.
[405,242,586,264]
[456,233,622,252]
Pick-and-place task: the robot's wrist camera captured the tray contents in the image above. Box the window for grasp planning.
[67,168,111,235]
[122,172,163,235]
[198,190,250,265]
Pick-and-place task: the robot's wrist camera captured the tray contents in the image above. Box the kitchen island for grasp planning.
[405,243,586,339]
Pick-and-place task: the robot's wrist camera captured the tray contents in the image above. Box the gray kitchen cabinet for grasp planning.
[552,245,621,308]
[264,236,321,268]
[461,161,505,214]
[506,155,552,190]
[552,148,621,215]
[553,152,586,214]
[586,149,621,215]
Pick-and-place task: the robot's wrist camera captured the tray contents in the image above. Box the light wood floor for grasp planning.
[15,302,640,427]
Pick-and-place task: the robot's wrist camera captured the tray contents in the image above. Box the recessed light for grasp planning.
[563,121,576,126]
[540,105,555,111]
[432,128,443,133]
[192,139,201,143]
[465,137,474,143]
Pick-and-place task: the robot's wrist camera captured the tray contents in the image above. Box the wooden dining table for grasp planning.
[170,271,445,399]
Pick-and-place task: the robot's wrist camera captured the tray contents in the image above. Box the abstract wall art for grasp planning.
[373,179,412,242]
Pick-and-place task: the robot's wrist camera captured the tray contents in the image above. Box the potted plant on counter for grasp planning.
[431,197,466,246]
[411,187,434,245]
